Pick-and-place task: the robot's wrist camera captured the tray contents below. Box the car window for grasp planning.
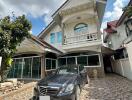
[58,66,78,74]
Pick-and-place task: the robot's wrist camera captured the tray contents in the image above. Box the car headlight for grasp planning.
[65,84,74,92]
[59,84,74,95]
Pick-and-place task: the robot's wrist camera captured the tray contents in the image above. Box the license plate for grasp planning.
[39,96,50,100]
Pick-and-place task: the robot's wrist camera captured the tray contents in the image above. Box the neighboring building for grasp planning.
[8,0,107,80]
[103,0,132,80]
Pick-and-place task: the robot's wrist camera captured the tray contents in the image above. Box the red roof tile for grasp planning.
[104,28,117,33]
[107,20,118,27]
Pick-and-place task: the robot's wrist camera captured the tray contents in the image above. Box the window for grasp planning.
[67,57,76,65]
[57,32,62,43]
[7,56,41,79]
[74,23,88,33]
[14,59,23,78]
[50,33,55,44]
[114,48,128,60]
[88,55,100,66]
[7,60,15,78]
[32,57,41,78]
[23,58,32,78]
[77,56,87,71]
[58,58,66,66]
[46,58,56,70]
[77,56,87,66]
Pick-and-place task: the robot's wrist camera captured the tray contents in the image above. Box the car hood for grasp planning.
[38,74,77,87]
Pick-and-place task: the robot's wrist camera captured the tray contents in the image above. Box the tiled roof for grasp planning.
[104,20,118,34]
[31,35,63,54]
[107,20,118,27]
[104,28,117,33]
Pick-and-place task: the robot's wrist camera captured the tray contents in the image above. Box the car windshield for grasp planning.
[58,66,79,75]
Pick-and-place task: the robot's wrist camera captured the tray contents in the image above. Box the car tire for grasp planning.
[75,86,80,100]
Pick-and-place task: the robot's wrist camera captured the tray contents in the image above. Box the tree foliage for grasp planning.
[123,6,132,17]
[0,15,32,81]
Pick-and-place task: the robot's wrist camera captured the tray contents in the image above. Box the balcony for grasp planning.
[62,32,102,52]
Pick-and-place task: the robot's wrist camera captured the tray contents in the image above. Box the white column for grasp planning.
[0,57,2,68]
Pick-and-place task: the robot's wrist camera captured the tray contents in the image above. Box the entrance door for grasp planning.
[103,56,113,73]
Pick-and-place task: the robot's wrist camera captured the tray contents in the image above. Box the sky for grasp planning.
[0,0,130,35]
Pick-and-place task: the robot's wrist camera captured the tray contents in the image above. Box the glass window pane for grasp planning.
[67,57,75,65]
[88,55,100,66]
[52,60,56,69]
[14,59,22,78]
[58,58,66,66]
[46,59,51,70]
[57,32,62,43]
[32,57,41,78]
[74,23,88,33]
[77,56,87,65]
[23,58,32,78]
[7,60,15,78]
[77,56,87,71]
[50,33,55,44]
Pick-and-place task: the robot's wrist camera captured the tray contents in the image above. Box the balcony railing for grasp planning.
[64,32,99,45]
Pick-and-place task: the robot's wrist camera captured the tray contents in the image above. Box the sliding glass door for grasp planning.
[8,56,41,79]
[23,58,32,78]
[32,57,41,78]
[14,59,23,78]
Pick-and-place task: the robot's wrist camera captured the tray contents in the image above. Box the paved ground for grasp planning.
[80,74,132,100]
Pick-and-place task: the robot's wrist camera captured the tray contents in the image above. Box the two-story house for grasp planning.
[38,0,107,78]
[7,0,107,80]
[103,0,132,80]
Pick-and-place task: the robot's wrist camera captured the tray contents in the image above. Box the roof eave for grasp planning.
[116,0,132,26]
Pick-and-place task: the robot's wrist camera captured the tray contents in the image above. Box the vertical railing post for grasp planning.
[64,32,98,45]
[0,57,2,69]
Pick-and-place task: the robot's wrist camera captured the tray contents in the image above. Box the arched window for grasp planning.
[74,23,88,33]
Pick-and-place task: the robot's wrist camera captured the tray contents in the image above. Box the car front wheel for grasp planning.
[75,86,80,100]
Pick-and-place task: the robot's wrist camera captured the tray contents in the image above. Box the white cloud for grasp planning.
[101,0,129,32]
[0,0,66,25]
[101,21,107,32]
[104,12,112,18]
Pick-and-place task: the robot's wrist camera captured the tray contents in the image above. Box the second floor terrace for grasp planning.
[62,31,102,52]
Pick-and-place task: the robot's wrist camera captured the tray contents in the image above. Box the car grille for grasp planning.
[39,86,59,96]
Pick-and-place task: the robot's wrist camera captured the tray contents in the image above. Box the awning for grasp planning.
[15,35,63,55]
[101,46,115,55]
[16,38,45,54]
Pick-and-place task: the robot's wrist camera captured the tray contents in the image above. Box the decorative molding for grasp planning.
[59,2,94,16]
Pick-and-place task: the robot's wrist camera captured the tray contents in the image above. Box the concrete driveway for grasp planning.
[80,74,132,100]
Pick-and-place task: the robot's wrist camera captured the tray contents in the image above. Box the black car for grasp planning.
[33,65,87,100]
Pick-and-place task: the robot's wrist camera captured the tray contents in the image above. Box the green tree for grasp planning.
[0,15,32,82]
[124,6,132,17]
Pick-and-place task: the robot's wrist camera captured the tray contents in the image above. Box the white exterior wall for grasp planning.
[64,18,98,38]
[44,25,64,51]
[107,24,127,50]
[62,0,92,10]
[126,41,132,80]
[112,58,132,80]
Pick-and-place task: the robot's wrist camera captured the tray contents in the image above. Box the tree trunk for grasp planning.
[0,58,10,82]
